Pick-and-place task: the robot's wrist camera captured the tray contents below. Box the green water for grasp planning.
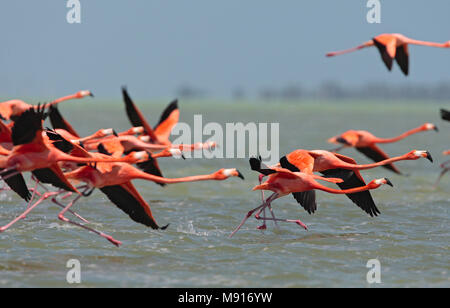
[0,100,448,287]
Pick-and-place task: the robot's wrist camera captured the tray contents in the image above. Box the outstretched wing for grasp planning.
[48,105,80,138]
[100,182,167,230]
[373,37,396,72]
[32,164,78,193]
[153,100,179,145]
[280,155,317,214]
[321,169,380,217]
[395,44,409,76]
[11,104,46,146]
[356,144,402,174]
[440,109,450,121]
[122,87,158,142]
[1,171,31,201]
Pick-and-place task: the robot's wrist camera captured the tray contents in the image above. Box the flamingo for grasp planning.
[121,87,217,151]
[435,109,450,185]
[0,107,153,232]
[326,33,450,75]
[327,123,438,174]
[57,160,244,246]
[274,149,432,218]
[230,158,392,237]
[0,90,93,121]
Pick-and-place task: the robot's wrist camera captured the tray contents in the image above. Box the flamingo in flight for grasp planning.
[271,149,432,219]
[435,109,450,185]
[121,87,216,151]
[328,123,438,174]
[230,157,392,237]
[42,131,244,246]
[0,106,152,231]
[0,90,93,122]
[326,33,450,75]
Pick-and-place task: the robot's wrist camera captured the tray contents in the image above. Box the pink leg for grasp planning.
[255,214,308,230]
[0,191,62,232]
[257,174,267,230]
[229,193,278,238]
[27,188,87,222]
[57,190,122,247]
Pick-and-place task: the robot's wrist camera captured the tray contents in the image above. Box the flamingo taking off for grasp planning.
[275,149,432,218]
[328,123,438,174]
[326,33,450,75]
[230,157,392,237]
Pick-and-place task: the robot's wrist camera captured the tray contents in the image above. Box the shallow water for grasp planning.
[0,100,449,287]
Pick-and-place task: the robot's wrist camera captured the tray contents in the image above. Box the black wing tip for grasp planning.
[160,224,170,230]
[249,157,262,172]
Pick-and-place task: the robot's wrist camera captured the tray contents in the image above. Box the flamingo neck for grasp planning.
[374,125,426,144]
[312,181,374,194]
[135,171,218,185]
[338,154,408,170]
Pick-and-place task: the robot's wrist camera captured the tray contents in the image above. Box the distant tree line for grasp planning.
[176,81,450,101]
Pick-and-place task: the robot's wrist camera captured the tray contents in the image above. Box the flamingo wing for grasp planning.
[2,172,31,201]
[280,156,317,214]
[320,169,380,217]
[440,109,450,121]
[395,44,409,76]
[32,164,79,193]
[153,100,179,145]
[136,157,166,187]
[373,36,397,71]
[99,182,167,229]
[249,157,277,176]
[356,144,402,174]
[122,87,158,142]
[48,105,80,138]
[11,105,46,146]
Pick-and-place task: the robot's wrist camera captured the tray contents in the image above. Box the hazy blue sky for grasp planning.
[1,1,449,99]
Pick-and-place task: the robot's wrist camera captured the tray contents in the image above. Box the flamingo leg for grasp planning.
[0,191,62,233]
[229,193,278,238]
[57,187,122,247]
[257,174,267,230]
[254,214,308,230]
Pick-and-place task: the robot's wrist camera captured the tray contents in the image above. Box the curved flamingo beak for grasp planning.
[425,151,433,162]
[384,178,393,187]
[236,169,245,180]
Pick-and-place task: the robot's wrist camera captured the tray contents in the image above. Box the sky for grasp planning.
[0,1,449,99]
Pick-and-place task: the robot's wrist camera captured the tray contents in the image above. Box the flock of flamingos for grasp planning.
[0,33,449,247]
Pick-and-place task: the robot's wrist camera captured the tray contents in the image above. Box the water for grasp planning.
[0,100,448,287]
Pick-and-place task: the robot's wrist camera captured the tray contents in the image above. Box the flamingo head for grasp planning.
[422,123,438,132]
[156,147,185,159]
[99,128,117,138]
[76,90,94,98]
[215,168,245,180]
[445,41,450,48]
[369,178,393,188]
[404,150,433,162]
